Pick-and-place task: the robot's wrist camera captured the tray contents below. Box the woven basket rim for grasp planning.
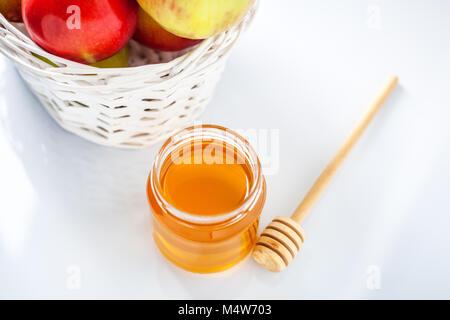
[0,2,257,74]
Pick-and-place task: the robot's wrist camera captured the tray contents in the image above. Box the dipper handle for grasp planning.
[292,76,398,223]
[252,76,398,272]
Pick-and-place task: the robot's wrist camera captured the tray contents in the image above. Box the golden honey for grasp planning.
[147,125,266,273]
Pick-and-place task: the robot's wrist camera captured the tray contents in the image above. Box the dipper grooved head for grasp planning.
[252,216,305,272]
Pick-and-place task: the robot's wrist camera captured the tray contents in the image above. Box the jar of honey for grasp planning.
[147,125,266,273]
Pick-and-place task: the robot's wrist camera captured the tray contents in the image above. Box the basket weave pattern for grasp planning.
[0,7,255,148]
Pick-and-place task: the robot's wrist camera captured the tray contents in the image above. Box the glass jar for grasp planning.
[147,125,266,273]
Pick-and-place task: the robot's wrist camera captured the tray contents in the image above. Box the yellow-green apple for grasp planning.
[0,0,22,22]
[134,7,202,52]
[33,46,129,68]
[137,0,254,40]
[22,0,138,64]
[31,53,59,67]
[91,46,129,68]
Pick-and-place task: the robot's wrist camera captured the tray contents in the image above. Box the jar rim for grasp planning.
[148,124,264,225]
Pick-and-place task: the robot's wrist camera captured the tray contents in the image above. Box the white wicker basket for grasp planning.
[0,6,256,148]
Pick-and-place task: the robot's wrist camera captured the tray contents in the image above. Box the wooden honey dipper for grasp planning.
[252,76,398,272]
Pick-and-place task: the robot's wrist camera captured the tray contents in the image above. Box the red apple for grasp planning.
[0,0,22,22]
[22,0,138,64]
[134,6,202,52]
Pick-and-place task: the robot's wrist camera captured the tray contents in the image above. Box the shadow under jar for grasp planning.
[147,125,266,273]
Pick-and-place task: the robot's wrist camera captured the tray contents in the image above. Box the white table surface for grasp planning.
[1,0,450,299]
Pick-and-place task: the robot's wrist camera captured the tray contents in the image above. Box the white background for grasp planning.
[1,0,450,299]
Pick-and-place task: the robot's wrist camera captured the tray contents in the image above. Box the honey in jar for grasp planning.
[147,125,266,273]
